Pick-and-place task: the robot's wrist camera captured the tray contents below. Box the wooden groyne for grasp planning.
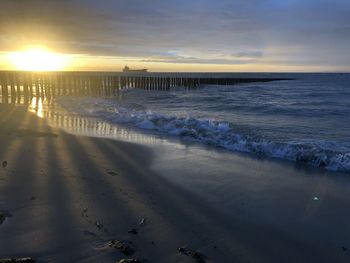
[0,71,291,104]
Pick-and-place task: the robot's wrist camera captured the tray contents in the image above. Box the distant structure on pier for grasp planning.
[123,65,148,73]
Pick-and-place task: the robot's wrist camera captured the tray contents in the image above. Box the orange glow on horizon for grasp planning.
[0,48,344,73]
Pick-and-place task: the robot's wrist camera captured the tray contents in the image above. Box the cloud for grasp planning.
[231,51,263,58]
[140,56,255,65]
[0,0,349,70]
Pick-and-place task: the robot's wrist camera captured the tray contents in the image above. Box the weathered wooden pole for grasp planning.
[113,76,119,94]
[92,76,97,95]
[135,76,138,89]
[68,74,73,95]
[57,74,61,96]
[28,73,33,100]
[146,77,150,90]
[22,73,29,104]
[0,73,8,103]
[40,74,44,98]
[9,73,16,103]
[150,76,153,90]
[46,74,52,99]
[52,74,57,97]
[81,75,85,96]
[60,74,65,95]
[140,76,143,88]
[16,73,22,104]
[166,77,170,90]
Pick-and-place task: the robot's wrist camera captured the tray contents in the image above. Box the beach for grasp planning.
[0,103,350,263]
[1,0,350,260]
[1,0,350,261]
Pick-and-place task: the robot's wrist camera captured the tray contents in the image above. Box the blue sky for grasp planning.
[1,0,350,71]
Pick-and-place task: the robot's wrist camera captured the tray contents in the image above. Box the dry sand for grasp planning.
[0,104,350,263]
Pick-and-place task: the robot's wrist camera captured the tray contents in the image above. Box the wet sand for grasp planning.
[0,104,350,263]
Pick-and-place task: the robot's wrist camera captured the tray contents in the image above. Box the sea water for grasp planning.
[56,73,350,172]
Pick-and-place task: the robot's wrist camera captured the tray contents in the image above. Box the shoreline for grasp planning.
[1,104,350,262]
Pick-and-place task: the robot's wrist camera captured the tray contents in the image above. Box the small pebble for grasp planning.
[139,218,146,226]
[1,161,7,168]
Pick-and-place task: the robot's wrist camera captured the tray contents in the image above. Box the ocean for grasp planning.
[54,73,350,173]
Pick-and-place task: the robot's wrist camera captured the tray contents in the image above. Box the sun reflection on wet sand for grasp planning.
[28,97,45,118]
[26,98,179,147]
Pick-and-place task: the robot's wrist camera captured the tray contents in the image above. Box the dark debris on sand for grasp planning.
[128,228,138,235]
[109,240,136,256]
[178,247,206,263]
[0,258,36,263]
[1,161,7,168]
[0,211,12,225]
[107,170,118,176]
[117,259,143,263]
[0,214,5,225]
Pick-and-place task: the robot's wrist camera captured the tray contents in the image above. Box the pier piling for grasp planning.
[0,71,290,105]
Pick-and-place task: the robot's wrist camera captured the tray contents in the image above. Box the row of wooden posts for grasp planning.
[0,72,203,104]
[0,71,288,104]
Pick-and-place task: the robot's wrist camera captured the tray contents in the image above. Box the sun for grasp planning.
[7,48,69,71]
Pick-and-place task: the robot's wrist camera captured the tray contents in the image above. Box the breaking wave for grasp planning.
[58,97,350,173]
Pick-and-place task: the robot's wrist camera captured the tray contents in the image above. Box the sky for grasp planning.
[0,0,349,72]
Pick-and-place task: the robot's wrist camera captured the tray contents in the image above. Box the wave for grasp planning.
[59,97,350,173]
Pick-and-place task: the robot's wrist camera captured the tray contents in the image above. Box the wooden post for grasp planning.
[166,77,170,90]
[51,74,57,97]
[16,73,22,104]
[70,74,75,96]
[149,77,153,90]
[57,74,62,96]
[39,74,44,98]
[8,73,15,103]
[28,73,33,100]
[1,73,8,103]
[113,76,120,94]
[46,74,52,99]
[23,73,29,104]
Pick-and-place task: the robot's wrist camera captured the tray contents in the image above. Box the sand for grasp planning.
[1,104,350,263]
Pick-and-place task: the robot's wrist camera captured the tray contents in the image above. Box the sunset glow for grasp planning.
[7,48,69,71]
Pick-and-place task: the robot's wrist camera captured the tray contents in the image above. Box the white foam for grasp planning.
[57,97,350,173]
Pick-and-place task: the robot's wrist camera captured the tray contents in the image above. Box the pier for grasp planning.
[0,71,291,104]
